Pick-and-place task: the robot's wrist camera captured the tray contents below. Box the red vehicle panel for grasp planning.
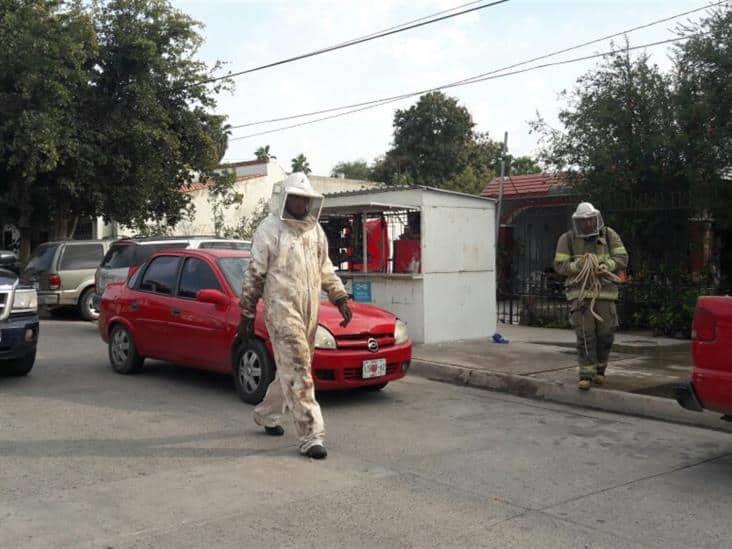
[676,296,732,416]
[98,249,411,403]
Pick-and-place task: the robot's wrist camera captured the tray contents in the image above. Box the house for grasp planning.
[173,160,384,237]
[481,173,577,290]
[481,172,719,295]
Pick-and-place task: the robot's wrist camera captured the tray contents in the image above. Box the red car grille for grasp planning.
[344,362,399,381]
[335,333,394,350]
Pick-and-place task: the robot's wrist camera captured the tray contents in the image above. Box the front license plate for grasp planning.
[362,358,387,379]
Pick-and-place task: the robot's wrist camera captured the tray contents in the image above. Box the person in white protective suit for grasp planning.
[238,172,352,459]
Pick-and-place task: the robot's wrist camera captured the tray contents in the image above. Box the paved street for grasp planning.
[2,319,732,548]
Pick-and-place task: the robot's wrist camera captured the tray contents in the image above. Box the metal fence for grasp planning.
[498,272,719,336]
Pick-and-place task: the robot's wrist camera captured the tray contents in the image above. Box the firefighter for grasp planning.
[554,202,628,390]
[239,173,352,459]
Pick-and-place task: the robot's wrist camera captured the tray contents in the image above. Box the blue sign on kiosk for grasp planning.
[352,280,372,303]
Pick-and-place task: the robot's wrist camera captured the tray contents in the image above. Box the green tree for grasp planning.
[674,7,732,225]
[507,155,542,175]
[330,160,373,180]
[373,93,509,192]
[255,145,273,161]
[92,0,232,233]
[291,153,311,174]
[0,0,231,258]
[389,91,475,186]
[0,0,97,258]
[530,42,695,274]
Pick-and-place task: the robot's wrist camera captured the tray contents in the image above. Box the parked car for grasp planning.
[675,296,732,417]
[22,240,111,321]
[0,250,21,274]
[94,236,251,309]
[97,249,411,403]
[0,268,39,376]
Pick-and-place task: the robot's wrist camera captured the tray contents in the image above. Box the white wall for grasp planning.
[175,167,382,236]
[322,188,496,344]
[422,272,495,343]
[343,276,425,343]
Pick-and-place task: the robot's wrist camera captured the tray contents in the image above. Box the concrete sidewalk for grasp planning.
[410,324,732,432]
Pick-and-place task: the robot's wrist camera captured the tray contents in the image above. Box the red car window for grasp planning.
[178,258,222,299]
[139,256,180,295]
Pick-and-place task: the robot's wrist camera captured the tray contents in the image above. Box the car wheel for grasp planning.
[363,382,388,392]
[233,339,275,405]
[79,287,99,322]
[108,325,144,374]
[2,350,36,377]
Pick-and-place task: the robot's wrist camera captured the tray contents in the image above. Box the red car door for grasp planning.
[134,255,182,360]
[167,256,232,371]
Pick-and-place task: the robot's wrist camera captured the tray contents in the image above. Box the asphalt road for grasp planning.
[2,319,732,548]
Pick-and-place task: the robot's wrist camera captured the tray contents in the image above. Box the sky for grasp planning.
[172,0,714,176]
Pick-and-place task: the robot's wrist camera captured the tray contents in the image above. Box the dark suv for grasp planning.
[0,269,39,376]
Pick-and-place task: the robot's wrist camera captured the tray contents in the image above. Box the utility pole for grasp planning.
[495,132,508,240]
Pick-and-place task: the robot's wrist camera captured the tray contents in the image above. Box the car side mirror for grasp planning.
[127,265,139,279]
[197,289,229,308]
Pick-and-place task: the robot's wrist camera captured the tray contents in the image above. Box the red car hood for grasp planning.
[318,301,396,337]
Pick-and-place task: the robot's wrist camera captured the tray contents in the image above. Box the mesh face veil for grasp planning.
[572,202,604,238]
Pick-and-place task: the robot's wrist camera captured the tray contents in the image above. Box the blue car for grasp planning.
[0,268,39,376]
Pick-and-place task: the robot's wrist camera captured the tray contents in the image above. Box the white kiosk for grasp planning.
[320,186,496,344]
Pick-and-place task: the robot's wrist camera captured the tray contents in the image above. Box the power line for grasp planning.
[228,34,704,142]
[187,0,510,88]
[326,0,490,49]
[229,0,725,130]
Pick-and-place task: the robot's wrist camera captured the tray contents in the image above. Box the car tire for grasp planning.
[233,339,275,405]
[363,382,388,392]
[108,325,144,374]
[79,287,99,322]
[2,350,36,377]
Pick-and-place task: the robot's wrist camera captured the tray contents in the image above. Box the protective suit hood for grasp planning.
[269,172,324,230]
[572,201,604,238]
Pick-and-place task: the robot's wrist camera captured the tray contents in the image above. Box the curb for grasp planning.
[411,359,732,433]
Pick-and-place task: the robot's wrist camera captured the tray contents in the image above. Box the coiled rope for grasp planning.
[570,253,622,322]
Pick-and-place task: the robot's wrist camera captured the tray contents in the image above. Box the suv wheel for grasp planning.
[2,350,36,377]
[109,325,144,374]
[79,287,99,322]
[233,339,275,404]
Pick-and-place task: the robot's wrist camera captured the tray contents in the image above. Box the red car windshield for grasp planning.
[217,257,250,295]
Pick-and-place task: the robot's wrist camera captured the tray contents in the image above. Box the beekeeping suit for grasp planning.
[239,172,349,455]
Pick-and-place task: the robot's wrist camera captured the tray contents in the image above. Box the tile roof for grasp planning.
[481,173,571,199]
[183,174,261,193]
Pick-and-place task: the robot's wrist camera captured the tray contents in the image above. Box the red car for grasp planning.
[98,249,411,403]
[675,296,732,417]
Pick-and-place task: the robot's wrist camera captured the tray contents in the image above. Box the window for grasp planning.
[217,257,250,296]
[59,244,104,270]
[102,244,135,269]
[139,256,180,295]
[178,258,222,299]
[25,243,60,273]
[135,242,188,265]
[199,241,251,251]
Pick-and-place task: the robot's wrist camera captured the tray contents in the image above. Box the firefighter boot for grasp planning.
[593,363,607,386]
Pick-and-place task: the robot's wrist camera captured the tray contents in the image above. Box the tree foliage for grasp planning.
[330,160,373,180]
[291,153,311,174]
[532,8,731,276]
[334,92,539,193]
[254,145,273,161]
[0,0,231,257]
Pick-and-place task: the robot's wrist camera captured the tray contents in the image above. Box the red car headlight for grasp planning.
[395,320,409,344]
[314,325,337,349]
